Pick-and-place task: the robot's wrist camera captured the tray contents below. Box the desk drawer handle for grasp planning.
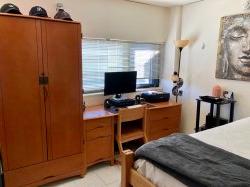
[151,117,170,121]
[95,135,109,140]
[92,125,105,130]
[43,176,55,180]
[88,135,110,142]
[94,158,106,163]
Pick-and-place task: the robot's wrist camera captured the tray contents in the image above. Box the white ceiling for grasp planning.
[127,0,202,7]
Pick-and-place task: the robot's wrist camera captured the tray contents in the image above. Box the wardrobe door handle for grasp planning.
[39,74,49,85]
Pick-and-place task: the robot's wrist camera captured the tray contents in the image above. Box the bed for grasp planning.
[121,117,250,187]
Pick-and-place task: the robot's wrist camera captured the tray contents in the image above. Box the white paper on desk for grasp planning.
[127,105,143,109]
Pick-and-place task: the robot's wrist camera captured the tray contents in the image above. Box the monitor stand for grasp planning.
[112,94,124,100]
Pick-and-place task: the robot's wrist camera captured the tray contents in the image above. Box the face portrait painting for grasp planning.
[216,13,250,81]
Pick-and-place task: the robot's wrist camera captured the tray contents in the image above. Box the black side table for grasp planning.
[195,98,236,132]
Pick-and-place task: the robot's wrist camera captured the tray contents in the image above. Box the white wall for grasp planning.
[0,0,170,106]
[0,0,169,43]
[175,0,250,133]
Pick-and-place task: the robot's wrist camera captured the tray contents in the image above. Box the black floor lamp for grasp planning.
[171,40,189,102]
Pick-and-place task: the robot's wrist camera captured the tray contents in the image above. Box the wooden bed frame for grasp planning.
[121,150,156,187]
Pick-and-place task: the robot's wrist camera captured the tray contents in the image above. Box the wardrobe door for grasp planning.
[42,21,83,159]
[0,16,47,170]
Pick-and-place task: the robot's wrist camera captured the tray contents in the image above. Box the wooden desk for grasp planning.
[83,102,180,120]
[145,102,181,141]
[83,102,181,168]
[83,105,117,120]
[84,106,116,168]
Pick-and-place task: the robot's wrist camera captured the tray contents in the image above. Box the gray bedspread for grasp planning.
[135,133,250,187]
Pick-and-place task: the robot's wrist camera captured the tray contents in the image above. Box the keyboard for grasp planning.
[109,98,136,108]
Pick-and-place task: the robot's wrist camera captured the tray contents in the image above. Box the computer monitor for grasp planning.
[104,71,137,98]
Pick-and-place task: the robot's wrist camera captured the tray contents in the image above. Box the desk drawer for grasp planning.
[4,154,84,187]
[86,118,112,131]
[86,118,112,141]
[149,117,180,133]
[149,106,181,121]
[86,136,112,165]
[150,128,179,141]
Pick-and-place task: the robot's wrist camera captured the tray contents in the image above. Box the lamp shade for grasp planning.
[175,40,190,48]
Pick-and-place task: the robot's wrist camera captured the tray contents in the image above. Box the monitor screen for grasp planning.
[104,71,137,96]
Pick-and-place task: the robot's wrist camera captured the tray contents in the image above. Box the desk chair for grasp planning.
[116,105,148,153]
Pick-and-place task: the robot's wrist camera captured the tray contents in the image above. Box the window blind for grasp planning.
[82,38,162,94]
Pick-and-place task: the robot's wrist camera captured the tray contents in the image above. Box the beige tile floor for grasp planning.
[43,163,121,187]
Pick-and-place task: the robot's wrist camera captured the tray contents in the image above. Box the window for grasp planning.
[82,38,163,94]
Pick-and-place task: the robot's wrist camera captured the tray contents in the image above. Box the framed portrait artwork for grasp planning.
[216,13,250,81]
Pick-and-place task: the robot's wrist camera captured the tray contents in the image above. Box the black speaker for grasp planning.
[104,99,112,109]
[135,95,141,104]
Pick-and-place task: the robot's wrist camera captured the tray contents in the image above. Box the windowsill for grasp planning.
[83,87,162,97]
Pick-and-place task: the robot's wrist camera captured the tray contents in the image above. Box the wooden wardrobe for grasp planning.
[0,14,84,186]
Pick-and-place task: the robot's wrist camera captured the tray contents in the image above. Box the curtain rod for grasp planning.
[82,37,164,45]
